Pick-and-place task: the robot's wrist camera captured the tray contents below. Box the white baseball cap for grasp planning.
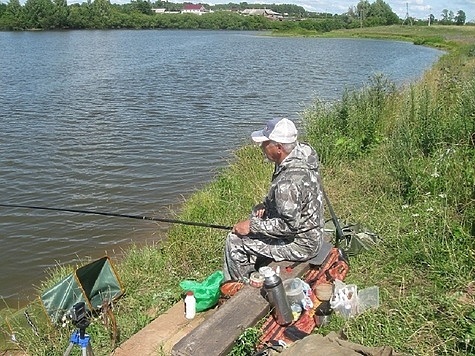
[251,118,298,144]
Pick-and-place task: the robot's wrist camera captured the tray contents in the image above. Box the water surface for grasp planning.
[0,30,443,306]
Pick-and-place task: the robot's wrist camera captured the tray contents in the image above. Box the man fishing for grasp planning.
[223,117,325,282]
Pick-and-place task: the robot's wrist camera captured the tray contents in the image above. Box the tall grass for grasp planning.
[303,74,397,164]
[300,39,475,355]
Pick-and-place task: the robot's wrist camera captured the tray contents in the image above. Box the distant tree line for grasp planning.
[347,1,470,27]
[429,9,466,26]
[0,0,470,31]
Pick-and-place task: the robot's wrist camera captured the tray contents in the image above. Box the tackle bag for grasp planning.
[325,219,381,257]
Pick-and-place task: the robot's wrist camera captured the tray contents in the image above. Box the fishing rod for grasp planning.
[322,188,344,247]
[0,203,232,231]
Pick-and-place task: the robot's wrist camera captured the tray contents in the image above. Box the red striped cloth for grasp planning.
[258,248,349,349]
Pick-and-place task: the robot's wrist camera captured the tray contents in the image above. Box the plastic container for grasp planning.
[283,278,305,306]
[345,284,358,302]
[330,283,358,319]
[249,272,264,288]
[341,303,352,319]
[262,269,293,326]
[315,314,331,327]
[184,291,196,319]
[314,300,332,327]
[290,303,302,321]
[315,282,333,301]
[357,286,379,313]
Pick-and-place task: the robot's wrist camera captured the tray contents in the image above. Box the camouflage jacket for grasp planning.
[249,142,324,253]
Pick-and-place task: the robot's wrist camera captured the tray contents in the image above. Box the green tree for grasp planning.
[130,0,152,15]
[24,0,55,29]
[200,12,246,30]
[107,6,130,28]
[1,0,25,29]
[366,0,399,25]
[52,0,69,28]
[348,0,398,28]
[440,9,448,23]
[448,10,455,22]
[270,4,306,17]
[440,8,455,24]
[67,3,89,28]
[355,0,370,27]
[146,0,181,12]
[345,6,360,28]
[454,10,466,25]
[90,0,112,28]
[241,13,270,30]
[128,11,154,28]
[0,2,7,17]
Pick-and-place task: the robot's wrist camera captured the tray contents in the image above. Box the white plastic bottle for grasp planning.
[184,291,196,320]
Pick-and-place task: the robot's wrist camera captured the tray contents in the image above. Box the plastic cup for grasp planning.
[290,303,302,321]
[283,278,305,306]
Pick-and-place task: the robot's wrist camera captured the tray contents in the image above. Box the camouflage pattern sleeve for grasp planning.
[248,143,324,248]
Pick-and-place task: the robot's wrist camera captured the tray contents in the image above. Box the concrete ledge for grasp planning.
[111,302,214,356]
[171,261,311,356]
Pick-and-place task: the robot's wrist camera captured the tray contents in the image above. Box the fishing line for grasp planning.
[0,203,232,231]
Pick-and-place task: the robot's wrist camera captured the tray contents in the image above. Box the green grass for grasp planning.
[297,27,475,354]
[318,25,475,49]
[1,25,474,355]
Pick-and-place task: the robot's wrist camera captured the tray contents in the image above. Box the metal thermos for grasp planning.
[263,269,293,325]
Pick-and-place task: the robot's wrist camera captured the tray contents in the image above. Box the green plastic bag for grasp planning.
[179,271,224,312]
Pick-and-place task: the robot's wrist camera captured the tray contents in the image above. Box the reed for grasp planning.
[299,30,475,355]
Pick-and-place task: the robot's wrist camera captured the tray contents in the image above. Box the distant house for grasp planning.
[152,8,166,14]
[182,4,208,15]
[241,8,282,19]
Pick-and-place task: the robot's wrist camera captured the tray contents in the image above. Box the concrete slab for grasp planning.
[111,301,214,356]
[111,261,310,356]
[171,261,310,356]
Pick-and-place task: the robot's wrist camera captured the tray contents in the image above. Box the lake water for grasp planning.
[0,30,443,307]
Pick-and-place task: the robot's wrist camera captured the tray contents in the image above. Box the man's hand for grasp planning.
[254,208,265,218]
[232,219,251,237]
[252,203,266,218]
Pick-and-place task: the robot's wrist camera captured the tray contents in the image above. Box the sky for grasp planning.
[203,0,475,22]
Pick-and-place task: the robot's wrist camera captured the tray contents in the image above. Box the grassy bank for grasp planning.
[274,24,475,50]
[300,32,475,353]
[1,25,474,355]
[319,24,475,47]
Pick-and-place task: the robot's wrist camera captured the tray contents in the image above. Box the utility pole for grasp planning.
[403,2,412,25]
